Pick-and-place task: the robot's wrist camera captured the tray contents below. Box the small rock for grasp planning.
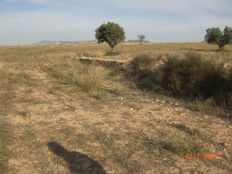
[218,142,227,148]
[210,149,216,153]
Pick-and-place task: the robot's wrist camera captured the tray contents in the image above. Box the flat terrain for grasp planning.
[0,43,232,174]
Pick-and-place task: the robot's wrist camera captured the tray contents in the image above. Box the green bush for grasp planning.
[95,22,125,50]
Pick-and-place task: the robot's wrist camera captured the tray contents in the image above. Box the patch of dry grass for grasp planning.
[0,64,37,115]
[0,43,232,174]
[0,121,12,173]
[0,42,231,63]
[43,58,108,97]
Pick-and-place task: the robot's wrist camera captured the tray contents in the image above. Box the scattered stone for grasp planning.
[218,142,227,147]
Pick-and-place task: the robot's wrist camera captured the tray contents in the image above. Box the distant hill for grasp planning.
[35,40,58,45]
[34,40,152,45]
[34,40,97,45]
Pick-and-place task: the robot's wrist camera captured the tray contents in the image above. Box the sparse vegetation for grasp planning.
[0,43,232,174]
[45,58,107,97]
[160,137,204,155]
[22,129,35,141]
[0,122,12,174]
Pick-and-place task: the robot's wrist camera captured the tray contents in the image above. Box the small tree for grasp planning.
[95,22,125,50]
[138,35,146,45]
[205,26,232,50]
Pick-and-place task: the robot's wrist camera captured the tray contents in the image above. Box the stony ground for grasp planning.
[0,44,232,174]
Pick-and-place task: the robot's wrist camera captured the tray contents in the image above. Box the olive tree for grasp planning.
[138,35,146,45]
[95,22,125,50]
[205,26,232,50]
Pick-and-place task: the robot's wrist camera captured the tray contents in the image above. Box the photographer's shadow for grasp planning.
[48,141,106,174]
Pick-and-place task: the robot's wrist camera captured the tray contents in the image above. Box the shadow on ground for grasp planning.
[47,141,106,174]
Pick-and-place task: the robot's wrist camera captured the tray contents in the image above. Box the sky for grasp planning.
[0,0,231,45]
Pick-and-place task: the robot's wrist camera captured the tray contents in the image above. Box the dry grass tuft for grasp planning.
[44,58,107,97]
[0,121,12,173]
[160,137,204,155]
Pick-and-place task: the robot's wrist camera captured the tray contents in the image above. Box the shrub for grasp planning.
[128,54,154,75]
[162,53,232,107]
[105,50,120,56]
[225,71,232,106]
[198,65,228,103]
[128,53,232,110]
[127,54,160,90]
[162,53,224,98]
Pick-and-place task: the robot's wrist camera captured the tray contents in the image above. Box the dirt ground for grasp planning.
[0,43,232,174]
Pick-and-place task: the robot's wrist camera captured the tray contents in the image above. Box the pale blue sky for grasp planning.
[0,0,231,45]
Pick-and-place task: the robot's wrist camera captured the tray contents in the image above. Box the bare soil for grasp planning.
[0,43,232,174]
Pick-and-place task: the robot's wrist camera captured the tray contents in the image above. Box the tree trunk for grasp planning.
[218,44,224,51]
[110,45,115,51]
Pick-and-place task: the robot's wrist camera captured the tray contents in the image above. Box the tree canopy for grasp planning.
[205,26,232,50]
[138,35,146,45]
[95,22,125,50]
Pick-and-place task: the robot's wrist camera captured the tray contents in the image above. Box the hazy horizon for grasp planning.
[0,40,207,46]
[0,0,231,45]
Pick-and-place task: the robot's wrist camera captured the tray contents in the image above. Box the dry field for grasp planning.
[0,43,232,174]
